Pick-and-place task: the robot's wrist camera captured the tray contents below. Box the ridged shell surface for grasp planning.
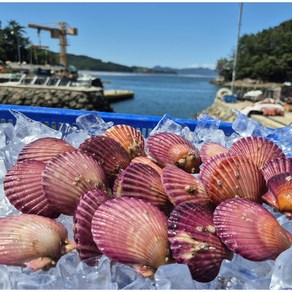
[42,151,109,216]
[91,197,171,276]
[168,202,233,282]
[79,136,131,184]
[113,163,171,212]
[146,132,201,173]
[213,198,291,261]
[130,156,162,175]
[228,136,286,169]
[4,160,60,218]
[268,172,292,212]
[161,165,210,207]
[206,155,266,206]
[261,157,292,182]
[199,153,230,189]
[17,137,75,164]
[73,189,111,261]
[0,214,75,270]
[103,124,146,159]
[199,142,228,163]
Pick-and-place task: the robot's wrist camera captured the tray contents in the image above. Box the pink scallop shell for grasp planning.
[91,197,171,277]
[168,202,233,282]
[161,165,210,207]
[146,132,201,173]
[0,214,75,270]
[112,162,171,213]
[130,156,162,175]
[228,136,286,169]
[205,155,266,206]
[17,137,75,164]
[4,160,60,218]
[103,124,146,159]
[213,198,291,261]
[79,135,131,185]
[199,142,228,163]
[261,157,292,182]
[73,189,111,261]
[42,151,109,216]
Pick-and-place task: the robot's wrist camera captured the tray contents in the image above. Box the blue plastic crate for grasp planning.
[0,104,235,137]
[223,95,237,103]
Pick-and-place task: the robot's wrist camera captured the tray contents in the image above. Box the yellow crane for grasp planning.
[28,22,78,68]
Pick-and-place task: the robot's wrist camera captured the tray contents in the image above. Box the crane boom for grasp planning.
[28,22,77,67]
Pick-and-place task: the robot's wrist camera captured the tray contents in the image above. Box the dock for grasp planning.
[104,89,134,103]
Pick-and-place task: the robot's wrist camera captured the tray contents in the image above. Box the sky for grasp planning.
[0,1,292,69]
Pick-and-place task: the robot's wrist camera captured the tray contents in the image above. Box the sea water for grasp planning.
[80,71,219,119]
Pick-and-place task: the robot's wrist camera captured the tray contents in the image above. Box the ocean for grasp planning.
[80,71,220,119]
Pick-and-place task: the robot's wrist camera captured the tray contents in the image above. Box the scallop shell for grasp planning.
[199,142,228,163]
[261,157,292,182]
[112,162,171,213]
[146,132,201,173]
[204,155,266,206]
[130,156,162,175]
[262,191,278,210]
[79,136,131,185]
[73,189,111,261]
[268,172,292,212]
[4,160,60,218]
[103,124,146,159]
[213,198,291,261]
[0,214,76,270]
[198,153,230,189]
[91,197,171,277]
[17,137,75,164]
[161,165,210,207]
[168,202,233,282]
[42,151,109,216]
[228,136,286,169]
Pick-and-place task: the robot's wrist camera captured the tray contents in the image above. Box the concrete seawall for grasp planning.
[0,84,113,112]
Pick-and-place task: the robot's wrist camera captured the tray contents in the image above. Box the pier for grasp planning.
[104,89,134,102]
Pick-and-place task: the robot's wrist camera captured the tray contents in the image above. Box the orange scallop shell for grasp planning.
[103,124,146,159]
[42,151,109,216]
[214,198,291,261]
[228,136,286,169]
[4,160,60,218]
[146,132,201,173]
[91,197,171,277]
[17,137,75,164]
[161,165,210,207]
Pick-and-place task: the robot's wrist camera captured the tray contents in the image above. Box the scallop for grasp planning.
[199,142,228,163]
[0,214,76,270]
[267,172,292,212]
[213,198,291,261]
[17,137,75,163]
[228,136,286,169]
[79,135,131,185]
[261,157,292,182]
[73,189,111,261]
[202,155,266,206]
[168,202,233,282]
[161,165,210,207]
[112,162,171,213]
[130,156,162,175]
[42,151,109,216]
[91,197,171,277]
[4,160,60,218]
[103,124,146,159]
[146,132,201,173]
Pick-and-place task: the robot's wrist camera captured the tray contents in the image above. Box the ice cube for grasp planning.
[53,251,81,278]
[268,126,292,158]
[56,214,74,240]
[232,110,260,137]
[270,246,292,289]
[154,263,196,289]
[149,114,183,136]
[0,266,12,289]
[277,214,292,233]
[76,113,114,136]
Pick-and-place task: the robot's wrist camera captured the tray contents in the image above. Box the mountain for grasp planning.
[66,53,217,76]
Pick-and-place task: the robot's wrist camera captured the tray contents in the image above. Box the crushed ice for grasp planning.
[0,109,291,289]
